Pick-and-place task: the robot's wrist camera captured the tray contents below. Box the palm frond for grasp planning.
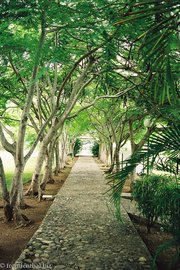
[154,156,178,175]
[114,0,179,104]
[107,124,180,215]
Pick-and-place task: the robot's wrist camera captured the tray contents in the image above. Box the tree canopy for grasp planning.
[0,0,179,225]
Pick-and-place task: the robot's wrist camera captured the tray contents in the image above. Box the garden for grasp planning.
[0,0,179,269]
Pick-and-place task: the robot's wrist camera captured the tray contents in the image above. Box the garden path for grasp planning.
[13,157,151,270]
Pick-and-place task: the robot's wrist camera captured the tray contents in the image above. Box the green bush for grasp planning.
[73,138,82,156]
[91,142,99,157]
[153,180,180,269]
[132,174,170,232]
[133,175,180,268]
[158,181,180,241]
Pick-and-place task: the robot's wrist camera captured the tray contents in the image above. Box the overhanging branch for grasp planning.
[67,86,135,120]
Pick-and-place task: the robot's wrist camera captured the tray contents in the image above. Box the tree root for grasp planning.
[53,169,61,176]
[14,207,32,227]
[25,185,38,197]
[20,202,32,209]
[47,178,55,184]
[15,219,32,229]
[4,203,13,222]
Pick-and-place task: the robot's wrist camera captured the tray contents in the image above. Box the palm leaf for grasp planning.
[114,0,179,104]
[107,124,180,216]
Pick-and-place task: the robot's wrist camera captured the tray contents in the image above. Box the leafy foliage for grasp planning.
[91,142,99,157]
[157,181,180,240]
[132,174,170,232]
[108,124,180,197]
[133,174,180,269]
[114,0,179,104]
[73,138,82,157]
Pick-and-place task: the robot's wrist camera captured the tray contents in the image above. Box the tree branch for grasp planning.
[55,41,110,108]
[0,124,16,156]
[0,122,15,142]
[24,110,56,163]
[67,86,135,119]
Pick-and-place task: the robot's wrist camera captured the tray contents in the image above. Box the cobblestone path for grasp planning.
[13,157,151,270]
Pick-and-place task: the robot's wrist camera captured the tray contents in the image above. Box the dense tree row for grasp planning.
[0,0,179,225]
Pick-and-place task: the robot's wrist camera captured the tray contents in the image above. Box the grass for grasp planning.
[0,172,33,198]
[0,150,37,198]
[5,172,32,190]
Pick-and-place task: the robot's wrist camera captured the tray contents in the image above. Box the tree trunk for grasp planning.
[9,12,46,225]
[26,139,49,195]
[115,147,120,172]
[26,123,63,195]
[19,179,28,209]
[0,158,13,221]
[54,141,60,175]
[128,120,137,190]
[109,141,113,166]
[27,59,93,196]
[38,140,55,200]
[107,147,119,173]
[10,163,31,225]
[128,120,156,191]
[59,132,68,169]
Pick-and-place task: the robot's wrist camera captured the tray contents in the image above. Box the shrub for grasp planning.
[73,138,82,156]
[132,174,170,232]
[133,174,180,268]
[152,180,180,269]
[158,181,180,242]
[91,142,99,157]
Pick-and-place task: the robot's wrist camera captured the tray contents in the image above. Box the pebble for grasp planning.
[138,256,147,264]
[68,261,74,266]
[87,251,96,257]
[11,157,152,270]
[78,265,86,269]
[54,265,66,269]
[24,249,30,254]
[42,240,53,244]
[42,253,49,258]
[33,258,40,264]
[23,259,32,264]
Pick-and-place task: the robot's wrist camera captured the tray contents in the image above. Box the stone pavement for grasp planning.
[12,157,152,270]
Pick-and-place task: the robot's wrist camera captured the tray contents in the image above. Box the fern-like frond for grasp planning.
[108,124,180,217]
[114,0,179,104]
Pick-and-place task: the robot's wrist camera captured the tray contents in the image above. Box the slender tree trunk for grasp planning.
[54,131,68,175]
[107,139,115,173]
[54,141,60,175]
[128,120,137,190]
[9,11,46,225]
[108,149,115,173]
[39,140,56,199]
[10,164,31,225]
[108,146,120,173]
[26,139,50,195]
[19,179,28,209]
[26,123,63,195]
[115,146,120,172]
[128,120,156,191]
[0,158,13,221]
[109,141,113,166]
[60,132,68,168]
[27,60,93,196]
[99,143,107,164]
